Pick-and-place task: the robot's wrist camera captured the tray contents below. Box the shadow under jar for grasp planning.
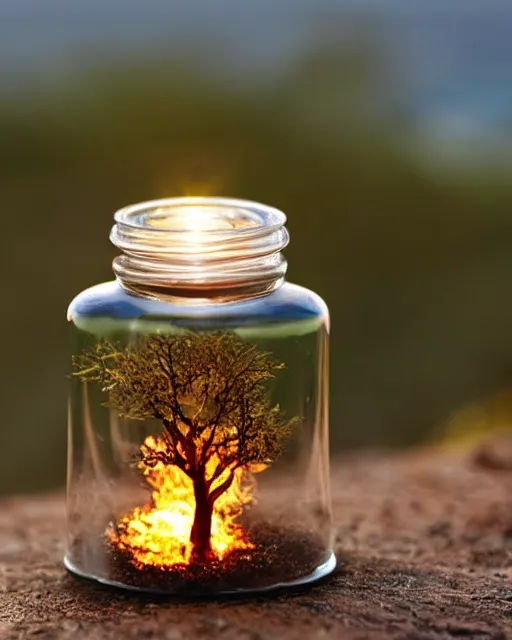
[66,197,334,595]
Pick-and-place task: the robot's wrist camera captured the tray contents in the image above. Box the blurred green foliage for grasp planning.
[1,42,512,495]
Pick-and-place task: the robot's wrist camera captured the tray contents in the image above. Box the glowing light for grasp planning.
[107,435,254,567]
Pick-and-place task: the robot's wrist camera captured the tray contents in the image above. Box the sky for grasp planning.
[0,0,511,143]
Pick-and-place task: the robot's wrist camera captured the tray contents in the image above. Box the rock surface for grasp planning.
[1,442,512,639]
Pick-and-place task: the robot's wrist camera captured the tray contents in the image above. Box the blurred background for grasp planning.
[1,0,512,496]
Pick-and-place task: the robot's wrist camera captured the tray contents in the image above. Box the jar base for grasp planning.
[64,551,336,596]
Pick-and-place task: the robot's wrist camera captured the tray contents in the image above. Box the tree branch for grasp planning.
[208,468,236,505]
[162,418,195,469]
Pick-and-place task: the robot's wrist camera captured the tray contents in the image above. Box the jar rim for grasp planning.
[110,197,289,302]
[113,197,287,236]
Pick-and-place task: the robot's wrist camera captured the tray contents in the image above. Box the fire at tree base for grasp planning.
[105,523,330,595]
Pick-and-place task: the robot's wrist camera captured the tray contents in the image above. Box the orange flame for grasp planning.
[107,435,254,567]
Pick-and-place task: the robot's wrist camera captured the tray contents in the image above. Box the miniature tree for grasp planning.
[72,333,294,562]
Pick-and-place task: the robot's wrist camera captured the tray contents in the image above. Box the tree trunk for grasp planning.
[190,475,213,563]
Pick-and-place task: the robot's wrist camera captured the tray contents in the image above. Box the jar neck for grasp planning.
[110,197,289,303]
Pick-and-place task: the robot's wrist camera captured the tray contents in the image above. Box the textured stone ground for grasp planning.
[1,439,512,639]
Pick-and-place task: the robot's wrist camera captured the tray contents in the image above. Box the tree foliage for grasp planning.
[72,333,294,497]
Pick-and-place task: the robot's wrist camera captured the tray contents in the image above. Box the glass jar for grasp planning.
[66,197,334,595]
